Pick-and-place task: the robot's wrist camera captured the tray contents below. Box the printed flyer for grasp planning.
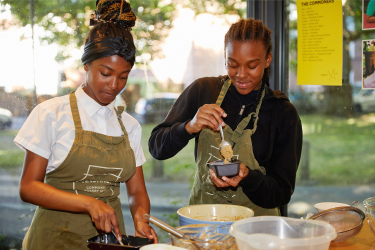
[297,0,343,86]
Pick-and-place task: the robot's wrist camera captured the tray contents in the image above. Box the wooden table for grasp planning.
[329,222,375,249]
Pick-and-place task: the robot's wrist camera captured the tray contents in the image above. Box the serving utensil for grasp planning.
[218,124,231,152]
[112,229,125,246]
[144,214,184,238]
[144,214,204,249]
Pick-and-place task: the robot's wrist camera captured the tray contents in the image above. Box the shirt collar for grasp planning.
[75,84,116,117]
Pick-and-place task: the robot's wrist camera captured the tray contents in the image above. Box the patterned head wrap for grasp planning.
[81,0,136,66]
[81,36,135,66]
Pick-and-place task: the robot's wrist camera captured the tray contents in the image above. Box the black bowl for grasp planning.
[87,233,154,250]
[208,159,240,178]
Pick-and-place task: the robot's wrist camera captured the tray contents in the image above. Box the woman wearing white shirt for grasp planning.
[14,1,157,249]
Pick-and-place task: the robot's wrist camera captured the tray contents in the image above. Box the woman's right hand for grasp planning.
[185,104,227,134]
[87,198,122,240]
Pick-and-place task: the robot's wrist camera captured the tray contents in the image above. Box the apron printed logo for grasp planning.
[73,165,123,194]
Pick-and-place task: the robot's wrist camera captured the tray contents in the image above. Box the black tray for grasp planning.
[208,159,240,178]
[87,233,154,250]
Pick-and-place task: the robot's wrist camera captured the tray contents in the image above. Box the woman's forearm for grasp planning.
[126,167,150,227]
[20,179,96,213]
[126,167,158,242]
[148,82,201,160]
[20,149,95,213]
[128,190,151,226]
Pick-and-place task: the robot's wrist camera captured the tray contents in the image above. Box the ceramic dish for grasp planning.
[314,202,349,213]
[140,244,187,250]
[177,204,254,226]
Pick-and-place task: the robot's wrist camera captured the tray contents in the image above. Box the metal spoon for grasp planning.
[111,229,125,246]
[144,214,185,239]
[218,124,232,155]
[144,214,204,249]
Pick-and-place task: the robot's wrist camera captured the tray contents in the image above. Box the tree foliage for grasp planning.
[0,0,247,65]
[186,0,247,17]
[0,0,175,64]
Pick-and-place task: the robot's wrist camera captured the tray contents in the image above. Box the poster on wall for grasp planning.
[362,39,375,89]
[296,0,342,86]
[363,0,375,30]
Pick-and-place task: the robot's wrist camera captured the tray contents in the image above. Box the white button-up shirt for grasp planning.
[14,84,146,173]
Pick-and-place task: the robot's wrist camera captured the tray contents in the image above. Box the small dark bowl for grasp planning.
[208,159,240,178]
[87,233,154,250]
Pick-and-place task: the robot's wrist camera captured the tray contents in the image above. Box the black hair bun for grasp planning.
[96,0,136,28]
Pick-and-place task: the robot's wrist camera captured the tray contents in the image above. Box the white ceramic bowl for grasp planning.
[177,204,254,226]
[314,202,349,213]
[140,244,187,250]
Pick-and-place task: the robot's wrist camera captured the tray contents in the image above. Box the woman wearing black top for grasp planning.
[148,18,302,215]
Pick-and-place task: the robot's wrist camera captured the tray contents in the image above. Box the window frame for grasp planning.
[246,0,290,96]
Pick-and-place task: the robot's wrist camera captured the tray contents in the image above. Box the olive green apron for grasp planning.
[23,91,137,250]
[189,79,279,216]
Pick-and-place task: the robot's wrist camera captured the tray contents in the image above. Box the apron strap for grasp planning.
[215,78,231,107]
[69,91,128,135]
[231,86,266,143]
[69,91,83,131]
[114,106,127,135]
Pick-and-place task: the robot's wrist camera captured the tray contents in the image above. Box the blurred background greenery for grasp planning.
[2,112,375,186]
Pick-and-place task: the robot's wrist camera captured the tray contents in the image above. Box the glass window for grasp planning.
[288,0,375,219]
[0,0,247,246]
[5,0,373,246]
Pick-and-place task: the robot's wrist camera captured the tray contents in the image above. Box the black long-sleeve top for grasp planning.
[148,76,303,209]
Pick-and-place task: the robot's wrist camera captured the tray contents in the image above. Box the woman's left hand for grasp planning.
[135,221,158,243]
[210,163,249,188]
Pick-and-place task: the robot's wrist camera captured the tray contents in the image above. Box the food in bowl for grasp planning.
[170,224,237,250]
[308,206,365,242]
[363,197,375,235]
[314,202,349,213]
[177,204,254,226]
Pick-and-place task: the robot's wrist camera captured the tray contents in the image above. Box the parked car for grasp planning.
[353,89,375,113]
[0,107,12,130]
[135,92,180,123]
[289,91,319,114]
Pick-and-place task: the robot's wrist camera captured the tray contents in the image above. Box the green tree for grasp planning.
[0,0,175,64]
[0,0,247,65]
[186,0,247,17]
